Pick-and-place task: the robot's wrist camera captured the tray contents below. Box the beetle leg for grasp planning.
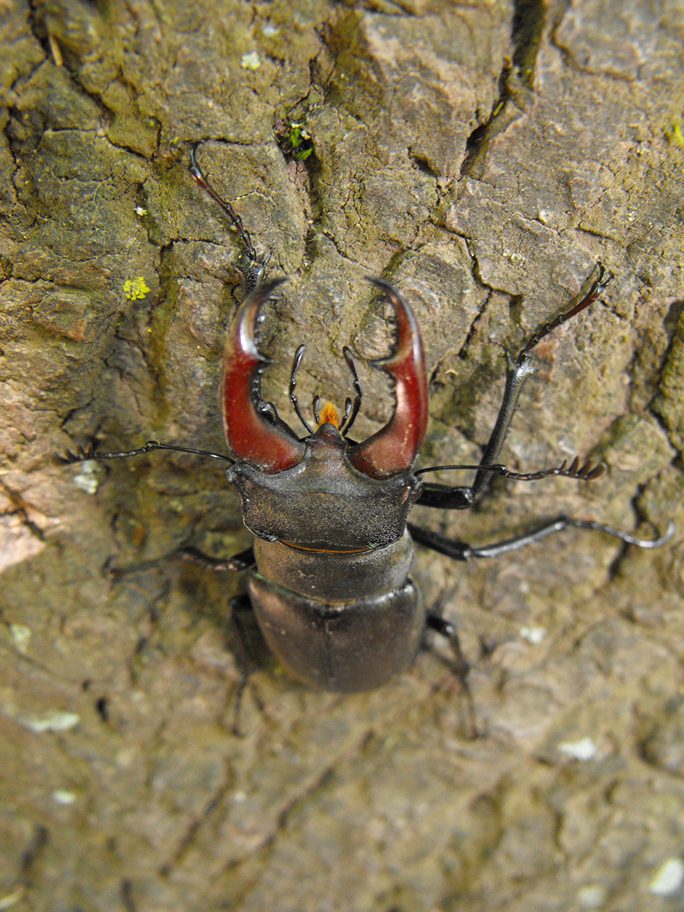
[425,612,478,738]
[417,265,612,509]
[408,516,674,560]
[101,544,255,580]
[189,143,269,294]
[181,545,255,572]
[227,595,271,736]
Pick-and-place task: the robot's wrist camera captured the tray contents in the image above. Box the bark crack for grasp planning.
[460,0,545,180]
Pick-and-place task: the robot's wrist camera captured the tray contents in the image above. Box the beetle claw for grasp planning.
[349,279,428,478]
[555,456,605,481]
[222,281,306,473]
[55,444,97,464]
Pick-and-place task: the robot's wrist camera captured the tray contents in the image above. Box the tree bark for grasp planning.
[1,1,682,910]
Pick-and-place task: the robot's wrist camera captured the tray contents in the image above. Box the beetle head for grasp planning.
[222,278,428,478]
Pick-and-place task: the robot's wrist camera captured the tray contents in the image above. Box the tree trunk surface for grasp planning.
[1,1,682,910]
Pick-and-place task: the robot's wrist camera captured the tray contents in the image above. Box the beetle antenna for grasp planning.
[340,397,353,429]
[312,395,321,425]
[415,457,604,482]
[56,440,234,465]
[289,345,314,434]
[340,346,362,436]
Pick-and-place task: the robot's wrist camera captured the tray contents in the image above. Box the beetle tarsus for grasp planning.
[189,142,269,294]
[518,263,613,361]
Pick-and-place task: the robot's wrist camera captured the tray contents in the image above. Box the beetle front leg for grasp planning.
[417,265,612,510]
[189,143,270,295]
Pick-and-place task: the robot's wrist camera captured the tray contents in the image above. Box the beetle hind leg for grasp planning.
[228,594,272,737]
[425,611,478,739]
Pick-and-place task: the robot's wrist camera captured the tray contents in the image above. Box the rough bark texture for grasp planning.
[1,1,683,910]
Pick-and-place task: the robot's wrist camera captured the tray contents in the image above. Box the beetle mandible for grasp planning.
[61,145,674,694]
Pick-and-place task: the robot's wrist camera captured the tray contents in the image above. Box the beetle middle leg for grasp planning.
[413,514,672,737]
[180,544,255,573]
[408,515,674,560]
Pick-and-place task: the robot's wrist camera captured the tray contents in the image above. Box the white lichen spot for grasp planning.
[558,736,597,761]
[577,884,606,908]
[519,625,546,644]
[649,857,684,896]
[52,789,77,805]
[0,515,45,571]
[503,249,525,265]
[73,460,100,494]
[240,51,261,70]
[21,711,81,733]
[262,21,279,36]
[10,623,31,652]
[0,886,26,910]
[135,205,147,216]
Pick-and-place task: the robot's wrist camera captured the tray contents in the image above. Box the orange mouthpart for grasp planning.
[318,401,340,428]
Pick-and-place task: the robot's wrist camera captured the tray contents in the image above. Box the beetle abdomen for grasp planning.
[246,571,424,692]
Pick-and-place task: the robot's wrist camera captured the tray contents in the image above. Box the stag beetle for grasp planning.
[61,145,674,695]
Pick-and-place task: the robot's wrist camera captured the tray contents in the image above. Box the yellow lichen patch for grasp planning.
[123,277,151,301]
[319,401,340,428]
[666,122,684,148]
